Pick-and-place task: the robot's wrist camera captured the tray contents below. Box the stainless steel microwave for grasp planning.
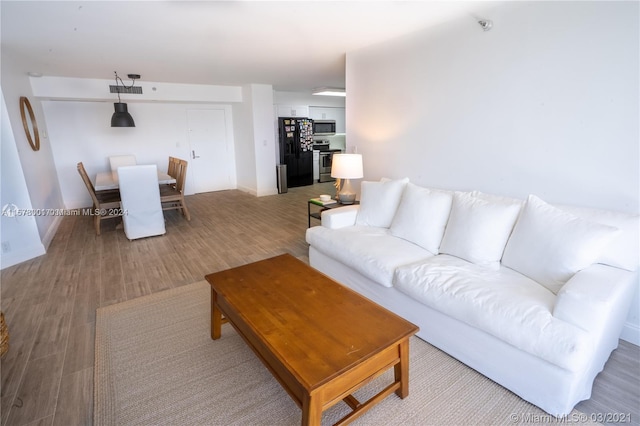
[313,120,336,135]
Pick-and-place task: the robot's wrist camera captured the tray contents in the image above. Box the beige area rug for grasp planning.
[95,281,597,426]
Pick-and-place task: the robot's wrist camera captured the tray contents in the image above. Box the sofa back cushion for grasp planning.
[502,195,621,294]
[355,178,409,228]
[471,191,524,208]
[554,204,639,272]
[389,183,453,254]
[439,191,521,269]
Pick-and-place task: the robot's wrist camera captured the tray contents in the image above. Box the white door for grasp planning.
[187,109,233,193]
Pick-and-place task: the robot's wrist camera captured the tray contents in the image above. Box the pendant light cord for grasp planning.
[114,71,138,103]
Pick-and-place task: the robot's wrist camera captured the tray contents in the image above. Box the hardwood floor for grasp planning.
[1,183,638,425]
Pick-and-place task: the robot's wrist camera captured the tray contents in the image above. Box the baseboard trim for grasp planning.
[620,322,639,346]
[236,185,279,197]
[41,215,63,249]
[256,188,279,197]
[236,185,257,196]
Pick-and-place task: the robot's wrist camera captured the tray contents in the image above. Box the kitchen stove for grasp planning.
[312,140,331,151]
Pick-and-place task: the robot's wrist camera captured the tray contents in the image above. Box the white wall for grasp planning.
[251,85,278,197]
[345,2,639,342]
[233,86,259,195]
[42,101,235,209]
[233,84,278,197]
[0,49,64,266]
[0,91,45,268]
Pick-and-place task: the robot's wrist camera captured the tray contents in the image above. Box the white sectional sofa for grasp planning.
[305,178,639,416]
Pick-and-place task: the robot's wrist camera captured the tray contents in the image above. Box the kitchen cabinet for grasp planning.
[309,107,346,133]
[277,105,309,118]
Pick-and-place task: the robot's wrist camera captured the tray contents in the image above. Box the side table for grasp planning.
[308,199,359,228]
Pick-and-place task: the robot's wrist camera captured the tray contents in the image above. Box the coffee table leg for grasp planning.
[211,288,222,340]
[394,339,410,398]
[301,392,322,426]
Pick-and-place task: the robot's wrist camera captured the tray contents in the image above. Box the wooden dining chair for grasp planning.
[160,158,191,221]
[165,156,180,190]
[77,162,122,235]
[167,156,179,178]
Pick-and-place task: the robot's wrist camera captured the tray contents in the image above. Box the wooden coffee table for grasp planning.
[205,254,419,426]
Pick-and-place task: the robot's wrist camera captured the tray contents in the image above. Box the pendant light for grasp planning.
[111,71,139,127]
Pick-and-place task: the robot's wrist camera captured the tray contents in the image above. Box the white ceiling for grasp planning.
[1,1,497,92]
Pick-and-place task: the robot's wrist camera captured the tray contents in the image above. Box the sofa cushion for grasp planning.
[389,183,453,254]
[555,204,639,272]
[355,178,409,228]
[439,192,521,269]
[394,255,592,371]
[502,195,620,294]
[471,190,524,208]
[306,225,432,287]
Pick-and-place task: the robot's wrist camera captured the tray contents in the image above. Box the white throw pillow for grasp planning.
[356,178,409,228]
[389,183,453,254]
[502,195,620,294]
[439,192,521,269]
[555,204,639,272]
[471,191,524,209]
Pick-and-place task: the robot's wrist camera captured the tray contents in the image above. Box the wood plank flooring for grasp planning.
[1,183,638,425]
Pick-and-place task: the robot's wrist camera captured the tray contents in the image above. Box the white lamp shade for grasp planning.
[331,154,363,179]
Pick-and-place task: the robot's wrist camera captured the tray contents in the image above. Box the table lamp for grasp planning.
[331,154,363,204]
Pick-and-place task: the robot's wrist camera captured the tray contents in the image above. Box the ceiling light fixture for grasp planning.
[312,87,346,97]
[111,71,140,127]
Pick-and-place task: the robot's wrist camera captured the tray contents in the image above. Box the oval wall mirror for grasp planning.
[19,96,40,151]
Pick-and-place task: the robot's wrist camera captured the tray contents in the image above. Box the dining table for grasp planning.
[95,170,176,191]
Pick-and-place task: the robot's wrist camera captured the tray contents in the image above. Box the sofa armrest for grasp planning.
[554,264,637,335]
[321,205,360,229]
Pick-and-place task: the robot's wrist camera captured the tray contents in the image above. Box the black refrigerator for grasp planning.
[278,117,314,187]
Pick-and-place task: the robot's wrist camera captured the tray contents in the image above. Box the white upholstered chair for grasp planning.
[109,155,137,172]
[117,165,166,240]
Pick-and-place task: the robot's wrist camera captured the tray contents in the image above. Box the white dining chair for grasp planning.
[109,155,137,172]
[117,165,166,240]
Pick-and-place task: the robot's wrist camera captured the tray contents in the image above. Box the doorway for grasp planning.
[187,108,234,193]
